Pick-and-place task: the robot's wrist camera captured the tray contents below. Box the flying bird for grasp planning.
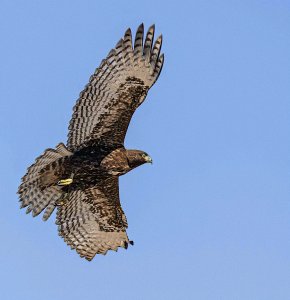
[18,24,164,261]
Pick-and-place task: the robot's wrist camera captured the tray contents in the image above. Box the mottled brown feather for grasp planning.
[56,177,128,260]
[67,24,164,152]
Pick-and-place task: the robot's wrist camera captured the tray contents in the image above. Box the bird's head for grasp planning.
[126,150,153,169]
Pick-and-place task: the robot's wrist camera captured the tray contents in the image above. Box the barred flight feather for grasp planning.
[67,23,164,152]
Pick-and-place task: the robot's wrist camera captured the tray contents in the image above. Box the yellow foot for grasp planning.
[57,178,73,186]
[56,199,66,206]
[56,194,69,206]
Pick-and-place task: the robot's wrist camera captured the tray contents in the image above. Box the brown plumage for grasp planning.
[18,23,164,260]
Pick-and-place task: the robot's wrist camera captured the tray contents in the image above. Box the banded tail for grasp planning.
[18,143,72,221]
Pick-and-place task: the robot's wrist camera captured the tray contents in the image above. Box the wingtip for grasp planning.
[124,27,132,36]
[157,33,163,42]
[115,38,123,48]
[138,22,144,30]
[124,27,133,49]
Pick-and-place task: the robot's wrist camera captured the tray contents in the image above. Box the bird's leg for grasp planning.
[57,173,74,186]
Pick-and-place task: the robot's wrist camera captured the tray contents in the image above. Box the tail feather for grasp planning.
[18,143,72,220]
[43,199,58,221]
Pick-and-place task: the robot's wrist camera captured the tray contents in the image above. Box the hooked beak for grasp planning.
[145,155,153,164]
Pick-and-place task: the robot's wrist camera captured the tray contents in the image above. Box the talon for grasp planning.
[56,199,68,207]
[56,193,69,206]
[123,241,128,249]
[56,200,65,206]
[57,178,73,186]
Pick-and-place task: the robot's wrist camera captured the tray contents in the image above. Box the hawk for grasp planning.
[18,24,164,261]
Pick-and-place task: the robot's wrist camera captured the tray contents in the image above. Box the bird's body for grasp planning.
[18,24,164,260]
[39,145,150,191]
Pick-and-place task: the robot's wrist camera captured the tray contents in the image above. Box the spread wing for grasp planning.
[67,24,164,152]
[56,177,130,260]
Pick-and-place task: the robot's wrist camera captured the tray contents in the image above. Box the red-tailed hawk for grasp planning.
[18,24,164,260]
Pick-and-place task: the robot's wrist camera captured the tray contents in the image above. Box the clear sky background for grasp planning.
[0,1,289,299]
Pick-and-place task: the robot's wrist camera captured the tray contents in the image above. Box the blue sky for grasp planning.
[1,0,289,299]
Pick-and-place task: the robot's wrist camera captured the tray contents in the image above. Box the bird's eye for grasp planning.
[142,153,147,158]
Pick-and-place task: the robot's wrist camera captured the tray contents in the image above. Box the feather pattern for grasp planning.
[144,24,155,59]
[56,177,129,260]
[18,143,72,219]
[67,24,164,152]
